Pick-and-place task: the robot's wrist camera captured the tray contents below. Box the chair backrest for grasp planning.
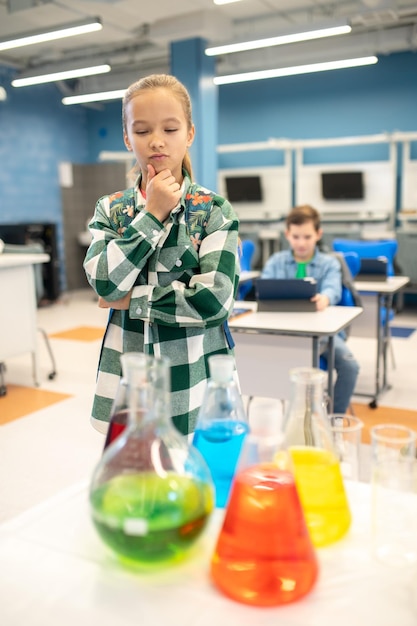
[332,239,398,276]
[239,239,255,271]
[329,251,362,308]
[237,239,256,300]
[342,251,361,279]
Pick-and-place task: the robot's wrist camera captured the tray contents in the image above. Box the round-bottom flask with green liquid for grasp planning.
[89,353,214,567]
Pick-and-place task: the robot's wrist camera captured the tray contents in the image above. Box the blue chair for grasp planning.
[238,239,255,300]
[332,239,397,277]
[332,238,398,374]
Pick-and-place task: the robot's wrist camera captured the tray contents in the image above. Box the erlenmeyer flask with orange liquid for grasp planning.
[283,367,351,548]
[211,412,319,607]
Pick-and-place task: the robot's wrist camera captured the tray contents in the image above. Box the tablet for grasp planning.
[356,257,388,282]
[255,278,317,312]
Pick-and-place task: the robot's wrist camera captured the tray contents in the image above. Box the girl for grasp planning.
[84,74,240,436]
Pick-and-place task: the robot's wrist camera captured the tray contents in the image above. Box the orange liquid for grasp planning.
[211,463,318,607]
[289,447,351,547]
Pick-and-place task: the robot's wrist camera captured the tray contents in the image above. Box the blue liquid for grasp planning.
[192,420,249,508]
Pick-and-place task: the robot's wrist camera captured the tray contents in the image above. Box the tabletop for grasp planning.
[0,479,416,626]
[239,270,260,283]
[0,252,50,268]
[354,275,409,293]
[229,304,363,336]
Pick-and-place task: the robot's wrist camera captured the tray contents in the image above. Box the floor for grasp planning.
[1,289,417,524]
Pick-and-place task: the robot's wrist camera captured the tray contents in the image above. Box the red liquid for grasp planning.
[103,410,128,451]
[211,463,318,607]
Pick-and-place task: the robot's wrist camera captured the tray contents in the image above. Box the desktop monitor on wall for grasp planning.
[225,175,263,203]
[321,171,364,200]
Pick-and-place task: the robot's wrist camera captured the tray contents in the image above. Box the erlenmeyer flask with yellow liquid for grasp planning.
[211,412,319,607]
[89,352,214,568]
[283,367,351,547]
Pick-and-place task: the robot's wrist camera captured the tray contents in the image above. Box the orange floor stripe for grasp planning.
[49,326,105,342]
[0,385,73,425]
[351,402,417,444]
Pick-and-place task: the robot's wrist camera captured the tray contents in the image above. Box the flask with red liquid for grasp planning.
[210,412,318,607]
[103,377,128,450]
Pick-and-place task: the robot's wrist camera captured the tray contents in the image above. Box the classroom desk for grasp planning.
[239,270,260,283]
[229,304,362,410]
[0,252,50,387]
[1,479,416,626]
[351,275,409,407]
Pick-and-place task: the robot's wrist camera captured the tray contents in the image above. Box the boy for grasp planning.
[261,204,359,413]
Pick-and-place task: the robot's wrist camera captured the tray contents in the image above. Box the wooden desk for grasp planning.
[1,479,416,626]
[229,304,363,409]
[0,253,50,387]
[351,276,409,407]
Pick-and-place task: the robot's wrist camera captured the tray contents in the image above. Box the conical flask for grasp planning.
[283,367,351,547]
[89,352,215,567]
[192,354,249,507]
[211,412,319,607]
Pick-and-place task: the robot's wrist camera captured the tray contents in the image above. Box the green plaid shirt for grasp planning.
[84,173,240,435]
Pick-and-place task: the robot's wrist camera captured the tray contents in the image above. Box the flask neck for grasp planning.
[120,352,171,428]
[284,369,329,448]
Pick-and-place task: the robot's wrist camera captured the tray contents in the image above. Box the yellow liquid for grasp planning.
[289,447,351,547]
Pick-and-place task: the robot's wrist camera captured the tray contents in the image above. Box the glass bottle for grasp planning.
[192,354,249,507]
[283,367,351,547]
[89,352,215,568]
[211,411,318,607]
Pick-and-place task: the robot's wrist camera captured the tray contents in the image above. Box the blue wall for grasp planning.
[217,51,417,167]
[0,66,88,224]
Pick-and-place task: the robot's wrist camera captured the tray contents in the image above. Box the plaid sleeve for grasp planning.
[129,197,240,328]
[83,195,164,301]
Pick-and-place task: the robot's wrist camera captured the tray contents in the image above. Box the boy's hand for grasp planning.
[311,293,330,311]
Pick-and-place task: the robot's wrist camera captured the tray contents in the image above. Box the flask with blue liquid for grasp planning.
[192,354,249,507]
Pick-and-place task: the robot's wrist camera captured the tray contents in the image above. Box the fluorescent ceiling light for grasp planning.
[62,89,126,105]
[12,64,111,87]
[205,24,352,56]
[213,0,243,4]
[0,18,102,52]
[214,56,378,85]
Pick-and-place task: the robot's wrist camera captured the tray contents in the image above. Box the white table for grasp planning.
[0,479,416,626]
[239,270,260,284]
[229,304,363,410]
[351,275,409,407]
[0,252,50,389]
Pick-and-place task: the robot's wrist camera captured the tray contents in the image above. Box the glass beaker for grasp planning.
[192,354,249,507]
[89,352,215,568]
[211,413,318,607]
[284,367,351,547]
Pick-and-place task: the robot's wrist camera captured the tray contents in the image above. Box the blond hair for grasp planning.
[122,74,193,180]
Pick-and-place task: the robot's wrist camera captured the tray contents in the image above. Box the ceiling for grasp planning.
[1,0,417,98]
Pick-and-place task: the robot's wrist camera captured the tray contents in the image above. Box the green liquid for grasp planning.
[90,472,214,566]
